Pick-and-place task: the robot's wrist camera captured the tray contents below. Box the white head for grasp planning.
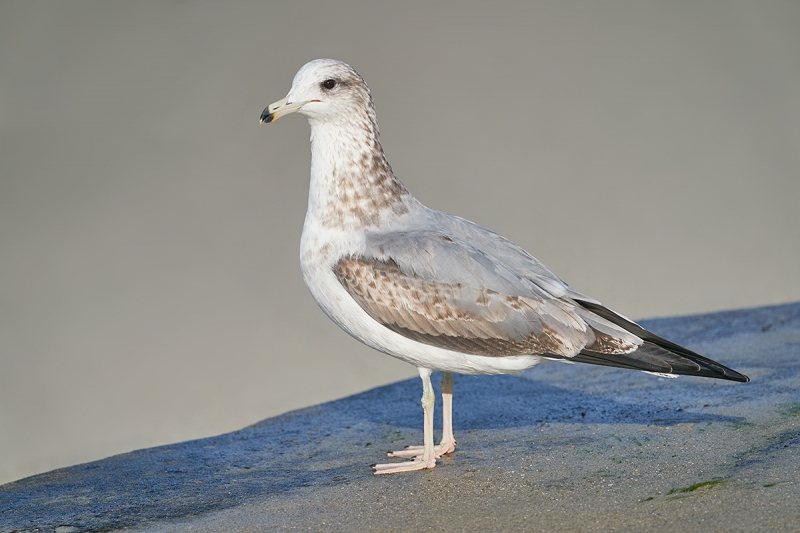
[260,59,374,126]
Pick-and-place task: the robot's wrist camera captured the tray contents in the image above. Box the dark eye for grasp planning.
[322,79,337,90]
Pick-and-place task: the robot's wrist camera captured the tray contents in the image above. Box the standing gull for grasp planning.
[260,59,749,474]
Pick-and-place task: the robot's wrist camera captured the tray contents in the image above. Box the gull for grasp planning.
[260,59,749,474]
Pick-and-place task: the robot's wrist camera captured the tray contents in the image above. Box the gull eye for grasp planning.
[321,79,337,90]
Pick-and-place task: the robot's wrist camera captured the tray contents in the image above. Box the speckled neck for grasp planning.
[305,110,411,230]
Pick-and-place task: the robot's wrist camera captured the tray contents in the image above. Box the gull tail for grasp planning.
[571,300,750,383]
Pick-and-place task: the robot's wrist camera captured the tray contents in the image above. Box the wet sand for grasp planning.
[2,303,798,532]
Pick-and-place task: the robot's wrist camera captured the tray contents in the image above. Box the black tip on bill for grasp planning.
[260,109,274,124]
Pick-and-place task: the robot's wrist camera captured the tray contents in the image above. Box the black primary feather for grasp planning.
[571,300,750,382]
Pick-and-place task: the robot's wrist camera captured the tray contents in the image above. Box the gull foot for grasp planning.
[371,456,437,474]
[387,439,456,460]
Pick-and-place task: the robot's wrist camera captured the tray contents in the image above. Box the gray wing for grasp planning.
[431,211,598,303]
[426,213,749,382]
[334,225,750,382]
[334,229,641,358]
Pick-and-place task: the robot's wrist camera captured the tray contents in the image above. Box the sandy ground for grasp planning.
[1,1,799,486]
[1,303,798,532]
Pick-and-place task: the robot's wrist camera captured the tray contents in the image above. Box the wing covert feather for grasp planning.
[331,224,748,382]
[334,230,640,357]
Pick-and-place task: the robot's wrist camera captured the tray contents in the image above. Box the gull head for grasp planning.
[260,59,373,125]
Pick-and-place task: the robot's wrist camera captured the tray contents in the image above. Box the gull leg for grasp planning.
[387,371,456,459]
[372,368,437,474]
[438,371,457,455]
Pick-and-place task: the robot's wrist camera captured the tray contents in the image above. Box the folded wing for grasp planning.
[335,230,640,358]
[333,228,749,383]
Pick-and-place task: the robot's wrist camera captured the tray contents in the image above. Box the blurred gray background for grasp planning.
[1,1,798,485]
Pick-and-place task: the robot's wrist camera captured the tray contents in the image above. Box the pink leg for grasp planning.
[386,371,456,460]
[372,368,437,474]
